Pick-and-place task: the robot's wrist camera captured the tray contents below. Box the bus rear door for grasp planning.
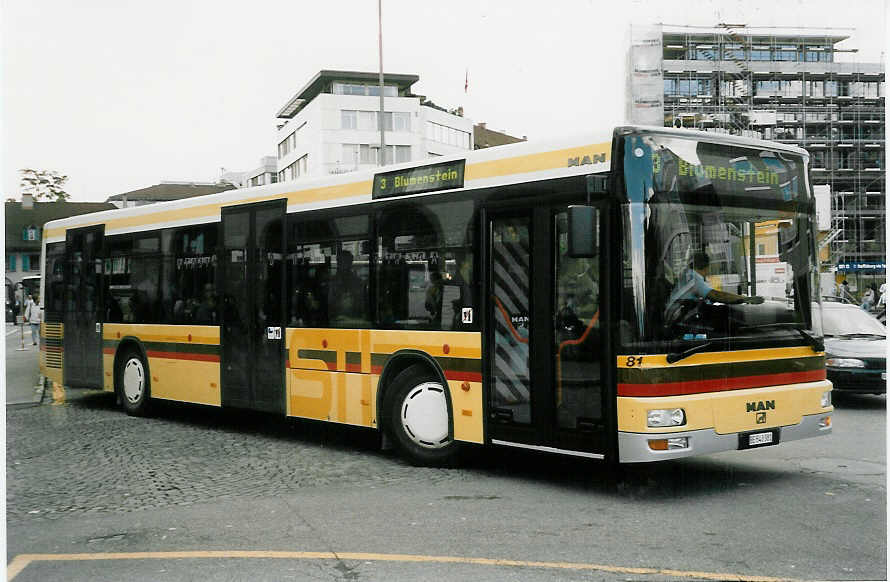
[220,200,286,413]
[63,226,104,388]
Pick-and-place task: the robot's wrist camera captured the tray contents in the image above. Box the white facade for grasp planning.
[275,77,473,182]
[230,156,279,189]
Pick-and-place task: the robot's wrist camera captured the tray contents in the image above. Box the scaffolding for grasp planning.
[660,24,885,290]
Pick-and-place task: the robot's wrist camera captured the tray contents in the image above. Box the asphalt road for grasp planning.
[5,333,887,582]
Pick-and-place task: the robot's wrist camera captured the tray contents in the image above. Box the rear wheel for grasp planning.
[383,364,458,466]
[117,347,151,416]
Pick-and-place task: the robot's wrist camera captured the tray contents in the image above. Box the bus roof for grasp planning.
[42,126,806,241]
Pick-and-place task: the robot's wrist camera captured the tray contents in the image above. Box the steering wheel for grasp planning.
[556,306,584,338]
[664,298,704,329]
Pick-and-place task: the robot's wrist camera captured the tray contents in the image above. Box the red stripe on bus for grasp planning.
[444,370,483,383]
[345,363,362,373]
[145,350,220,363]
[618,369,826,397]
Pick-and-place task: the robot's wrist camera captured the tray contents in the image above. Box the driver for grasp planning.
[665,251,763,319]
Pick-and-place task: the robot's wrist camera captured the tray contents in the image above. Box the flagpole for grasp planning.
[378,0,386,167]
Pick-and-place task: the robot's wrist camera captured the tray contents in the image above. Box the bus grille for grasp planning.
[42,322,63,369]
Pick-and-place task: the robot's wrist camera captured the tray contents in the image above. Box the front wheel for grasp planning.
[383,364,458,466]
[116,348,151,416]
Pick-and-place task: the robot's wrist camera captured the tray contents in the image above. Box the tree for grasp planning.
[19,168,70,202]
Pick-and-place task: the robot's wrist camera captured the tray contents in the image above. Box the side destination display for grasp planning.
[373,159,465,199]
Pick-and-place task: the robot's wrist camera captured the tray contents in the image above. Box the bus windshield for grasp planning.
[620,131,822,353]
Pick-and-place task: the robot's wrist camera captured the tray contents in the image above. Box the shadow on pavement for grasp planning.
[65,389,795,500]
[831,392,886,410]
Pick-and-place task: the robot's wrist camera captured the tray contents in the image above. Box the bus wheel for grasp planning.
[385,364,457,466]
[117,348,151,417]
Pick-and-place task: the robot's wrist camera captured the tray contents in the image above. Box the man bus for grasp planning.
[40,125,832,465]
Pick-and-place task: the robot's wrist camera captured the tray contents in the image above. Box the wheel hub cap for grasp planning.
[400,382,450,449]
[123,358,145,404]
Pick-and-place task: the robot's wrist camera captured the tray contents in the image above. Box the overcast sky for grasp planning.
[1,0,885,202]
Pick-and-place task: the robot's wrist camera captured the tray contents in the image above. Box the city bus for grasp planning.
[39,125,832,464]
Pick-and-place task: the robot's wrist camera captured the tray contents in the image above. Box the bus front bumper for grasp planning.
[618,412,832,463]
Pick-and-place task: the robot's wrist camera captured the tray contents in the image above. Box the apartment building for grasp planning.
[653,24,885,289]
[274,70,473,181]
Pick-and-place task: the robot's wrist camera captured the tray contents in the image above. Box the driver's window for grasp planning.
[555,211,600,329]
[554,208,602,427]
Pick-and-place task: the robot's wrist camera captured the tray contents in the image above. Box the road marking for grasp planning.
[6,550,804,581]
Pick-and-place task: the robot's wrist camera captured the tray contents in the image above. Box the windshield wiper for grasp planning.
[665,337,741,364]
[838,332,886,340]
[666,341,713,364]
[738,323,823,352]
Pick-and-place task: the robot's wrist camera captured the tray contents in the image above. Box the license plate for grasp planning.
[748,432,774,446]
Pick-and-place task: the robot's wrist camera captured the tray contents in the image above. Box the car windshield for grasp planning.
[620,131,822,354]
[822,307,886,337]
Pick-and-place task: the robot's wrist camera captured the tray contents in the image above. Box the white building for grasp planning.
[274,70,474,181]
[221,156,279,189]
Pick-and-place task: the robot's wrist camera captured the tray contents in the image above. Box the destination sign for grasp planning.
[654,154,781,186]
[372,159,465,199]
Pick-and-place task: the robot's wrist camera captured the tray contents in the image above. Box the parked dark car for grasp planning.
[823,302,886,395]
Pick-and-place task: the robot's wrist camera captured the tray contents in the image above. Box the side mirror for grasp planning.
[567,205,596,258]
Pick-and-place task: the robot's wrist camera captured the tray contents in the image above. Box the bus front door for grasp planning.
[220,201,286,413]
[486,205,606,458]
[63,226,104,388]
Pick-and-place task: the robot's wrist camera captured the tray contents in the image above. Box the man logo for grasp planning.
[756,412,767,424]
[567,153,607,167]
[746,400,775,413]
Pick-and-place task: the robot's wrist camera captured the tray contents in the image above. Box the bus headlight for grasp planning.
[820,391,832,408]
[825,357,865,368]
[647,408,686,428]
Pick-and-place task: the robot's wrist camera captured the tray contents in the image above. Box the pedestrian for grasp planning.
[861,286,875,312]
[24,294,41,346]
[840,279,853,303]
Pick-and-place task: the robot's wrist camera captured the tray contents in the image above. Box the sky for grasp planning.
[1,0,886,202]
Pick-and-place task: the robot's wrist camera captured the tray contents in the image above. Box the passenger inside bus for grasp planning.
[329,249,368,326]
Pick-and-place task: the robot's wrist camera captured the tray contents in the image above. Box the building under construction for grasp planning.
[657,24,885,292]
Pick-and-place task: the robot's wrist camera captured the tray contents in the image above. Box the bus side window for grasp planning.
[376,199,476,331]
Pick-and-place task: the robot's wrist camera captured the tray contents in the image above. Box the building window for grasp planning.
[358,110,377,131]
[281,155,309,181]
[393,112,410,132]
[805,47,831,62]
[693,46,715,60]
[722,44,745,60]
[425,122,471,149]
[774,47,798,61]
[749,46,770,61]
[665,78,711,97]
[344,144,410,166]
[341,110,357,130]
[333,82,397,97]
[8,255,16,271]
[22,226,39,241]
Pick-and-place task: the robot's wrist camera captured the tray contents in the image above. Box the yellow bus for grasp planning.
[39,125,832,464]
